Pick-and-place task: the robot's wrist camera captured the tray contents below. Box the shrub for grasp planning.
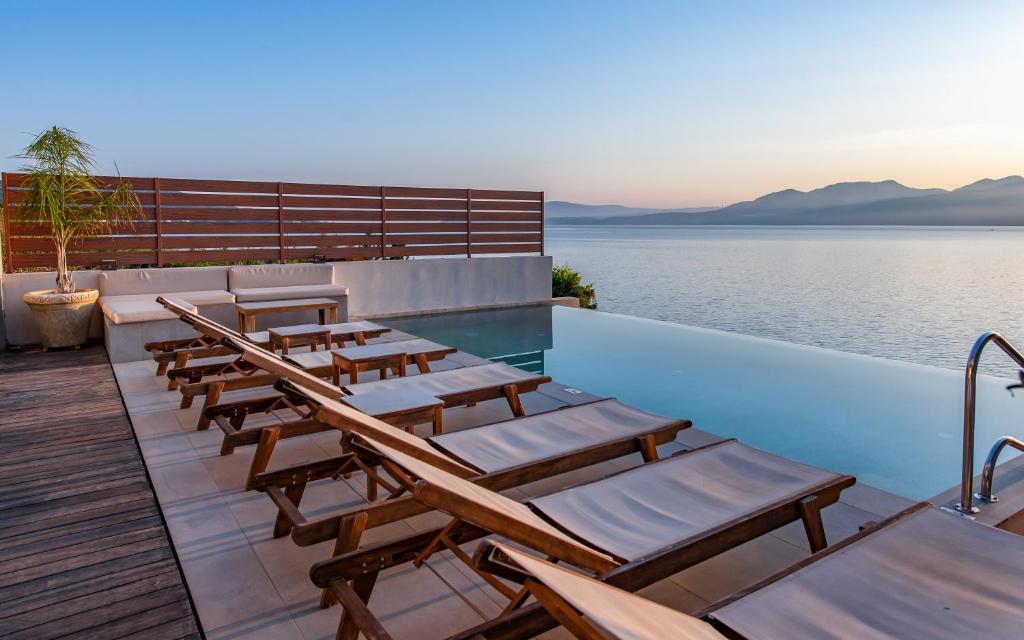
[552,263,597,309]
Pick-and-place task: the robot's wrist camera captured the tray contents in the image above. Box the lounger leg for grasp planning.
[798,495,828,553]
[167,352,190,390]
[638,434,659,463]
[366,468,378,502]
[196,381,225,430]
[246,426,282,491]
[354,331,367,346]
[413,353,430,374]
[335,571,380,640]
[156,360,169,377]
[322,512,370,609]
[179,392,194,409]
[502,384,526,417]
[432,405,444,435]
[272,484,306,539]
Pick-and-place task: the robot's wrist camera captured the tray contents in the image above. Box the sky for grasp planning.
[2,1,1023,207]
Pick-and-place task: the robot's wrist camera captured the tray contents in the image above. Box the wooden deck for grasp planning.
[0,345,201,639]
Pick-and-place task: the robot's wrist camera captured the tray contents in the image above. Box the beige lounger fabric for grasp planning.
[285,338,451,369]
[344,362,537,396]
[711,507,1024,639]
[530,441,840,561]
[359,434,615,567]
[488,542,726,640]
[431,399,678,473]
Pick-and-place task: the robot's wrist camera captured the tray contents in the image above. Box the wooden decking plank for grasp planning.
[0,346,200,638]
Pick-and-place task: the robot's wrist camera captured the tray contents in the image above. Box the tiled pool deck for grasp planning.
[110,331,915,640]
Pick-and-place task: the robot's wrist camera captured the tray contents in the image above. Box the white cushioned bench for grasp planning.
[228,264,348,326]
[98,266,235,362]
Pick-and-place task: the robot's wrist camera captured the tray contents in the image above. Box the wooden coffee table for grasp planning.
[332,343,408,385]
[268,324,332,355]
[235,297,339,332]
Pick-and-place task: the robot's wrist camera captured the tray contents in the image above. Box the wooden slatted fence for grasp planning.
[0,173,544,272]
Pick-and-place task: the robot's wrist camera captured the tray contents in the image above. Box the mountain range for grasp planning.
[548,176,1024,226]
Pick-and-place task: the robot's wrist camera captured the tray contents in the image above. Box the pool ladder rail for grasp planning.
[956,331,1024,514]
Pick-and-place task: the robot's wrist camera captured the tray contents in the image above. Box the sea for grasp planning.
[545,225,1024,378]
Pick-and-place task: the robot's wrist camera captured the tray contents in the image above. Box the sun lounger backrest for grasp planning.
[220,337,476,478]
[157,296,248,341]
[360,434,618,573]
[480,541,726,640]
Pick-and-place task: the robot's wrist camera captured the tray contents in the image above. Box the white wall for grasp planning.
[332,255,553,318]
[1,255,553,347]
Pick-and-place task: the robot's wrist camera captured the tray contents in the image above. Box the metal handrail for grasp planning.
[976,436,1024,502]
[956,332,1024,513]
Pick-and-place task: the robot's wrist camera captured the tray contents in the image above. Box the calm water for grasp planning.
[547,225,1024,376]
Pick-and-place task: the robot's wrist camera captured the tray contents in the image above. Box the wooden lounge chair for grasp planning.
[154,298,456,428]
[146,315,390,376]
[308,433,855,640]
[466,502,1024,640]
[256,379,688,540]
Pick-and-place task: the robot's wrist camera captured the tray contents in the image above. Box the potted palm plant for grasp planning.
[14,126,141,349]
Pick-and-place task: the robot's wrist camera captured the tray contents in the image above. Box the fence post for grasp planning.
[1,173,11,273]
[380,186,387,260]
[466,188,473,258]
[153,177,164,267]
[277,182,285,263]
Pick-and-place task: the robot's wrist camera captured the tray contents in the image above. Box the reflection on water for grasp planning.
[548,225,1024,376]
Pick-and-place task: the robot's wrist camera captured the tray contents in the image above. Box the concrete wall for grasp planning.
[333,255,553,318]
[1,255,553,348]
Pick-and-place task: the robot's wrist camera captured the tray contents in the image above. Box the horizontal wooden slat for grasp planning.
[160,249,281,263]
[162,221,279,234]
[12,252,158,269]
[385,245,469,257]
[283,222,381,234]
[161,235,279,249]
[282,234,383,248]
[281,183,381,198]
[384,210,467,221]
[158,192,278,207]
[468,200,542,212]
[382,186,467,199]
[157,178,278,193]
[160,207,281,221]
[383,233,467,245]
[282,246,381,260]
[470,189,543,201]
[469,222,543,232]
[10,222,154,235]
[11,237,157,251]
[385,198,467,211]
[469,243,543,254]
[281,195,383,209]
[281,210,383,222]
[464,232,542,243]
[5,190,157,206]
[384,222,467,233]
[470,211,542,222]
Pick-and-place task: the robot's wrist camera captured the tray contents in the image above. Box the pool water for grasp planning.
[382,305,1024,500]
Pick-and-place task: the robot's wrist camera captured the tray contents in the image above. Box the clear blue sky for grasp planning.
[3,1,1021,206]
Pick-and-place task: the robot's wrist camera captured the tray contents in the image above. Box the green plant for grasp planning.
[15,126,141,293]
[552,263,597,309]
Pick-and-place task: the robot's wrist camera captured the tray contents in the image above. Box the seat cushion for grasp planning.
[228,263,334,289]
[231,283,348,302]
[100,294,198,324]
[169,289,235,305]
[98,267,228,296]
[430,399,681,473]
[529,441,841,561]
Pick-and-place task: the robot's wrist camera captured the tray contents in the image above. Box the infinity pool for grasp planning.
[382,305,1024,500]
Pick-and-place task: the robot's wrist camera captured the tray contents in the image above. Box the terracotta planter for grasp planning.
[23,288,99,349]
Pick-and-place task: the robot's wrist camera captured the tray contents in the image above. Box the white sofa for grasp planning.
[228,264,349,328]
[98,266,235,362]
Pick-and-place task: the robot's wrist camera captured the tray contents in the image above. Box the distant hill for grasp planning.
[550,177,1024,226]
[545,200,716,219]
